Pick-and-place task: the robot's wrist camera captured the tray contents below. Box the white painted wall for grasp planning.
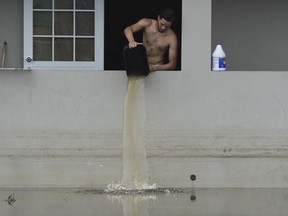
[0,0,288,188]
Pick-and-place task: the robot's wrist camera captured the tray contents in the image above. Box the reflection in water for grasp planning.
[2,189,288,215]
[107,189,181,216]
[121,195,153,216]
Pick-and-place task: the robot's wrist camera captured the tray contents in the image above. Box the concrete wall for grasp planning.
[0,0,288,188]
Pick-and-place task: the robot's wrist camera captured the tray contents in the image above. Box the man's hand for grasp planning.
[128,42,143,48]
[149,64,160,72]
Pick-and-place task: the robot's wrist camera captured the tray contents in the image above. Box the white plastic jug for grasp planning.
[212,44,226,71]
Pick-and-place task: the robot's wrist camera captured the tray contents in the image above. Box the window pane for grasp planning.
[54,0,73,9]
[76,0,94,9]
[55,12,73,35]
[54,38,73,61]
[33,37,52,61]
[76,12,94,36]
[76,38,94,61]
[33,12,52,35]
[33,0,52,9]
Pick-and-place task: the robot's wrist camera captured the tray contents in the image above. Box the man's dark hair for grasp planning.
[159,8,176,22]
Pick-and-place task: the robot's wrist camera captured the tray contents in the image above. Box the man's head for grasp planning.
[159,8,176,22]
[157,8,176,33]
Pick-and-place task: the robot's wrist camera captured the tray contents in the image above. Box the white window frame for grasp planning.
[23,0,104,70]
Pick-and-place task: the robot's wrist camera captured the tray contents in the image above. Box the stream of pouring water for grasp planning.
[121,76,150,190]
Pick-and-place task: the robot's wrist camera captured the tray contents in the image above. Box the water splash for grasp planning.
[81,182,186,196]
[104,183,157,195]
[101,183,185,195]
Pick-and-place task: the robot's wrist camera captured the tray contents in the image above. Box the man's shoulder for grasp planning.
[169,29,178,39]
[165,30,178,46]
[139,18,154,26]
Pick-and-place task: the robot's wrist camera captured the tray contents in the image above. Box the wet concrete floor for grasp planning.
[0,188,288,215]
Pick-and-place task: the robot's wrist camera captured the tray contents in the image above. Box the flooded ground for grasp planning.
[0,187,288,216]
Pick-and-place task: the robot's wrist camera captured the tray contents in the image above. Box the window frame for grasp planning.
[23,0,104,70]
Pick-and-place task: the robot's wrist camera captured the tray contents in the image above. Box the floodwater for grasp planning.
[2,73,287,215]
[1,187,288,216]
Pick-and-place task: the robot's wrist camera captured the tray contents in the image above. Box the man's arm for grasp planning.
[124,18,152,48]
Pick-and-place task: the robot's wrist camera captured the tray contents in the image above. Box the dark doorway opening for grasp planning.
[104,0,182,70]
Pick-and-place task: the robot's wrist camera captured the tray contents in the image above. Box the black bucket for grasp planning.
[123,44,150,77]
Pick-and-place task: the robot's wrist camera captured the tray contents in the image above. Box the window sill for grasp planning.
[0,68,32,71]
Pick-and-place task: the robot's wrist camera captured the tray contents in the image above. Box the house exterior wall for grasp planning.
[0,0,288,188]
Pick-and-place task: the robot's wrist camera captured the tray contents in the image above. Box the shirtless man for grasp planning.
[124,8,178,72]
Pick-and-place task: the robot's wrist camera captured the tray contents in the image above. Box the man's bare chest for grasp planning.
[144,33,169,49]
